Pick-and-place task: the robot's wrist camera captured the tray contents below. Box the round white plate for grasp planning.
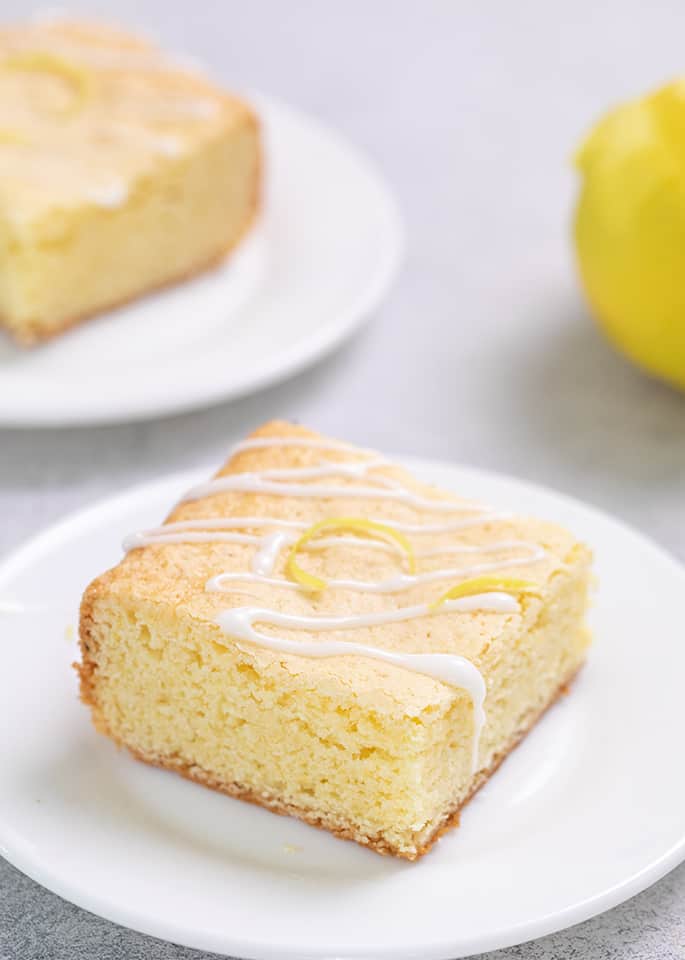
[0,94,403,427]
[1,458,684,959]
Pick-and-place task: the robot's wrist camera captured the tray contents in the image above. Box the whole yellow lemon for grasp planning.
[574,81,685,390]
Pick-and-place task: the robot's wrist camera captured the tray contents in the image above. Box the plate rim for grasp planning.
[1,456,684,959]
[0,92,405,429]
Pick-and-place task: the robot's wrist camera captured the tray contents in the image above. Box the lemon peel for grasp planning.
[286,517,416,592]
[3,52,91,115]
[430,576,539,611]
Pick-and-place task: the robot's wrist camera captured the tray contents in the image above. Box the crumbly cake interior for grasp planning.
[79,421,592,859]
[0,18,259,343]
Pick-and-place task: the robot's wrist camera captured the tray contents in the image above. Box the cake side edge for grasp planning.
[0,107,262,347]
[77,661,584,861]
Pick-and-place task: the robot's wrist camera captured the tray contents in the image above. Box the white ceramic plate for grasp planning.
[0,94,403,427]
[1,458,684,959]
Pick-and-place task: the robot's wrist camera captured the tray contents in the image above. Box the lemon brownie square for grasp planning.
[78,421,592,860]
[0,18,260,344]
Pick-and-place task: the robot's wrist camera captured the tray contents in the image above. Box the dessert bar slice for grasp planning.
[0,18,259,343]
[78,421,592,859]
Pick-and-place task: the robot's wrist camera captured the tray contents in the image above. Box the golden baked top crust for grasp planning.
[83,421,590,712]
[0,17,254,223]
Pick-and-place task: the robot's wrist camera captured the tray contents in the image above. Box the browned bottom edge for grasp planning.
[82,663,583,861]
[413,662,583,858]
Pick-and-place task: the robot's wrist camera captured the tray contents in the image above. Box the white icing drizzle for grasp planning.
[124,519,406,557]
[123,510,512,553]
[183,437,489,514]
[87,181,128,208]
[231,437,370,455]
[183,465,489,512]
[384,515,510,531]
[126,516,306,539]
[207,540,544,596]
[123,516,308,553]
[106,122,183,157]
[155,135,182,156]
[251,531,292,575]
[123,435,547,773]
[215,597,503,772]
[123,529,263,551]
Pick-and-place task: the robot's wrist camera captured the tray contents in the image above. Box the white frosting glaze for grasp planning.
[368,514,510,531]
[251,531,291,575]
[87,181,128,208]
[123,511,512,552]
[231,436,369,455]
[207,541,544,596]
[107,123,184,158]
[183,438,488,514]
[122,434,546,772]
[155,135,182,156]
[183,467,490,512]
[0,21,238,219]
[215,597,502,772]
[124,520,404,557]
[123,517,304,552]
[123,529,263,551]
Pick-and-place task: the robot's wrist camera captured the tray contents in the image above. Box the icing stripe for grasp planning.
[122,435,547,772]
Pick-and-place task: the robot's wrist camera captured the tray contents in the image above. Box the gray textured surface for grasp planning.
[1,857,684,960]
[1,1,685,958]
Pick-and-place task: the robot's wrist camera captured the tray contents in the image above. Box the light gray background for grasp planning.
[1,2,684,958]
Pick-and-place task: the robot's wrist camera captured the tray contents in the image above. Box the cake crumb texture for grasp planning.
[0,17,260,343]
[78,421,593,859]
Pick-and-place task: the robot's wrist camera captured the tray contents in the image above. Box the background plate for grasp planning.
[0,457,684,959]
[0,94,403,427]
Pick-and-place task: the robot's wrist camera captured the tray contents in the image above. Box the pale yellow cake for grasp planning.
[0,18,260,344]
[78,421,592,860]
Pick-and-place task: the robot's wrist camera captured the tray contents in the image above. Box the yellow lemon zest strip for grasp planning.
[430,576,539,611]
[286,517,416,592]
[3,52,92,115]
